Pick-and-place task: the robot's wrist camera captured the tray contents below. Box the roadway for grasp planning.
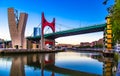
[27,23,106,40]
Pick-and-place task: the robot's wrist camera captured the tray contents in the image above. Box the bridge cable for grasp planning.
[30,23,41,36]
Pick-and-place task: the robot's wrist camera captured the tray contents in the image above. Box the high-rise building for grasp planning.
[33,27,41,37]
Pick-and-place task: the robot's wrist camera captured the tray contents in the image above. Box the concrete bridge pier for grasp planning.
[44,39,55,51]
[41,13,55,51]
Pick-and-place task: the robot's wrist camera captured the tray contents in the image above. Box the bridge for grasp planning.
[7,8,112,52]
[26,14,113,54]
[27,23,106,40]
[25,13,111,50]
[26,23,106,50]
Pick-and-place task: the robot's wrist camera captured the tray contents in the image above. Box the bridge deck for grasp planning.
[27,23,106,40]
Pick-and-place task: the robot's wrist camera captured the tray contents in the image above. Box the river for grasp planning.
[0,51,118,76]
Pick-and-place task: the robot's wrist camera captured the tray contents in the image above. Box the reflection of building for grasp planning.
[91,54,116,76]
[33,27,41,37]
[10,57,25,76]
[10,54,55,76]
[6,53,105,76]
[103,58,115,76]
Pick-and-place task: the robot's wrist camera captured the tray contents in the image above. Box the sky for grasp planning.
[0,0,114,44]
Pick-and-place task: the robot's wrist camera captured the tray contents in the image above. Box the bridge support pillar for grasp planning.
[41,13,55,51]
[44,39,55,50]
[41,35,44,50]
[53,40,55,50]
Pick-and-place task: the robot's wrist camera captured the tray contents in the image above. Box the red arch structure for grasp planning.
[41,13,55,50]
[41,13,55,35]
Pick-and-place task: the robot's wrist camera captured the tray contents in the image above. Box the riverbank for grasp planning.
[0,48,64,55]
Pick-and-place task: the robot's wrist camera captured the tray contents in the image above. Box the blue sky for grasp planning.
[0,0,114,44]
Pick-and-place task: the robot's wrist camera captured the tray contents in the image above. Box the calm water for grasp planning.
[0,51,118,76]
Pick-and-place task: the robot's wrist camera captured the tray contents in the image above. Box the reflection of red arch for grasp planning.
[45,60,53,64]
[41,13,55,35]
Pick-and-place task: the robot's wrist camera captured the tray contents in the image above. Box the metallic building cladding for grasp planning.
[33,27,41,37]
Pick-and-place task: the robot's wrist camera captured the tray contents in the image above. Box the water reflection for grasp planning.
[10,56,25,76]
[91,54,117,76]
[9,54,55,76]
[0,51,119,76]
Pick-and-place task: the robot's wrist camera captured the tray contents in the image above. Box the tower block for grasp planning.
[105,16,112,51]
[8,8,28,49]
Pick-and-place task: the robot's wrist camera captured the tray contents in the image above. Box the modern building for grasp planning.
[33,27,41,37]
[8,8,28,49]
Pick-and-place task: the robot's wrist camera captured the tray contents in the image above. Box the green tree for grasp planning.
[104,0,120,44]
[112,0,120,43]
